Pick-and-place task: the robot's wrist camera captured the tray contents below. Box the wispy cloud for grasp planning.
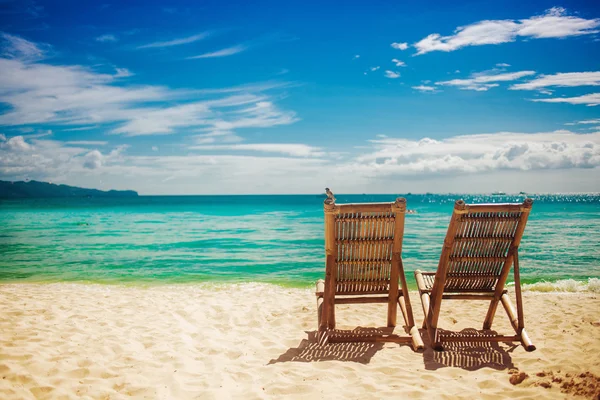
[137,32,210,49]
[384,70,400,79]
[190,143,323,157]
[66,141,108,145]
[414,7,600,55]
[412,85,438,92]
[567,119,600,125]
[62,126,99,131]
[186,45,246,59]
[531,93,600,106]
[96,34,118,43]
[391,42,408,50]
[496,63,511,67]
[369,66,380,71]
[1,32,49,61]
[510,71,600,90]
[437,69,536,91]
[0,34,297,137]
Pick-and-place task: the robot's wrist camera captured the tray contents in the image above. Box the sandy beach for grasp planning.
[1,283,599,399]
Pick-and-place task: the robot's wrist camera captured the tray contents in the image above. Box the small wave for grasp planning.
[522,278,600,293]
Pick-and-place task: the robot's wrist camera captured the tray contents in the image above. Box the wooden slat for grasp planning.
[453,236,513,241]
[336,217,394,224]
[445,273,501,279]
[335,279,389,284]
[441,294,497,300]
[335,259,392,264]
[336,239,394,244]
[333,289,390,296]
[336,203,395,213]
[466,203,527,212]
[449,256,507,262]
[335,296,389,304]
[460,216,520,222]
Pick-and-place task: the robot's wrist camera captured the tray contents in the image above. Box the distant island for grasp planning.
[0,180,138,199]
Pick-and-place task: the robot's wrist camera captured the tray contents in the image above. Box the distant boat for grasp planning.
[491,191,506,196]
[519,191,527,195]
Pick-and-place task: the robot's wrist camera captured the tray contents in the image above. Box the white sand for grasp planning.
[1,283,599,399]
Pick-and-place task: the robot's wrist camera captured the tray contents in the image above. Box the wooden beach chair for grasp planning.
[316,197,423,350]
[414,198,535,352]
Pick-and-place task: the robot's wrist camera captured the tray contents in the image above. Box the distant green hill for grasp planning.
[0,180,138,199]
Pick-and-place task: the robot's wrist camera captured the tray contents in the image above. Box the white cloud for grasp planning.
[187,45,246,59]
[391,59,406,67]
[414,7,600,55]
[110,97,297,136]
[0,135,30,151]
[189,143,324,157]
[152,146,158,151]
[412,85,438,92]
[96,34,118,43]
[0,35,297,137]
[353,130,600,175]
[353,54,360,59]
[531,93,600,106]
[391,42,408,50]
[572,119,600,125]
[1,32,49,61]
[83,149,103,169]
[62,126,98,131]
[510,71,600,90]
[496,63,511,67]
[0,135,327,193]
[1,131,598,194]
[0,137,129,181]
[437,69,536,91]
[137,32,210,49]
[384,70,400,79]
[370,66,380,71]
[66,141,108,145]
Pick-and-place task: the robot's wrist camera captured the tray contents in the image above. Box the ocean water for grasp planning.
[1,194,599,291]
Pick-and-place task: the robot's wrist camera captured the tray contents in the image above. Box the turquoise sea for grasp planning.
[1,194,599,291]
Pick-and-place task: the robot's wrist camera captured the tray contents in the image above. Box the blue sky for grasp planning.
[0,0,599,194]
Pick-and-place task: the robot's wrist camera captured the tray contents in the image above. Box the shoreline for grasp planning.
[0,277,599,293]
[1,283,599,399]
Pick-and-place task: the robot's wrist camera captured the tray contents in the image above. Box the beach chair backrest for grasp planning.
[436,199,534,292]
[324,198,406,295]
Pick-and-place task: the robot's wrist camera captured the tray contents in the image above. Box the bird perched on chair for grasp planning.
[325,188,336,204]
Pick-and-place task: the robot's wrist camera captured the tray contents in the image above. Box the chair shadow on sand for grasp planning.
[270,327,516,371]
[422,328,517,371]
[269,328,393,364]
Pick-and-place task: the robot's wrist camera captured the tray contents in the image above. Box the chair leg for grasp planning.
[420,291,430,329]
[398,294,424,351]
[387,291,398,328]
[418,291,442,350]
[483,297,500,330]
[500,293,535,351]
[316,280,329,345]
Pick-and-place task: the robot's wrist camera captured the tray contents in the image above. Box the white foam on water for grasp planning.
[522,278,600,293]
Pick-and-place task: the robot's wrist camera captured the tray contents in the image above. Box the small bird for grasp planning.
[325,187,336,204]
